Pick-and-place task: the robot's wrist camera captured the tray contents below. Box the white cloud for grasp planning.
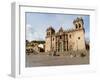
[26,24,33,41]
[26,24,34,34]
[26,24,44,41]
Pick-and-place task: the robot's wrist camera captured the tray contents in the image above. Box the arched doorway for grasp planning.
[59,42,64,52]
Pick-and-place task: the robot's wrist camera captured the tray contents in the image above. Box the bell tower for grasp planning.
[45,26,55,52]
[46,26,55,37]
[73,17,84,30]
[73,17,86,50]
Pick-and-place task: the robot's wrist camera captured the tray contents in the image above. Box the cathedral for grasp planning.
[45,17,86,52]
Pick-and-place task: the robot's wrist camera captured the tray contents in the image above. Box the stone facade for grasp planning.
[45,17,86,52]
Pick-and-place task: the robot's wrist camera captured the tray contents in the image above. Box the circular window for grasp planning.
[78,37,80,40]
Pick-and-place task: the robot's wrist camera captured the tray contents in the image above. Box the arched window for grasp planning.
[60,36,62,39]
[52,37,54,41]
[79,23,81,28]
[69,34,71,38]
[75,24,78,29]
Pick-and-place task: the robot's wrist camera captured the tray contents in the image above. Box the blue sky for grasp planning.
[26,12,90,41]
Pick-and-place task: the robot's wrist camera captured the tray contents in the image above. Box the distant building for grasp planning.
[38,44,45,52]
[45,17,86,52]
[26,41,45,54]
[38,44,44,49]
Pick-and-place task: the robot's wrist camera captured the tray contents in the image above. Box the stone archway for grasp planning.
[59,41,64,52]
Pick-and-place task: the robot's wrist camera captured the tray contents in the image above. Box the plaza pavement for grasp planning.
[26,51,89,67]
